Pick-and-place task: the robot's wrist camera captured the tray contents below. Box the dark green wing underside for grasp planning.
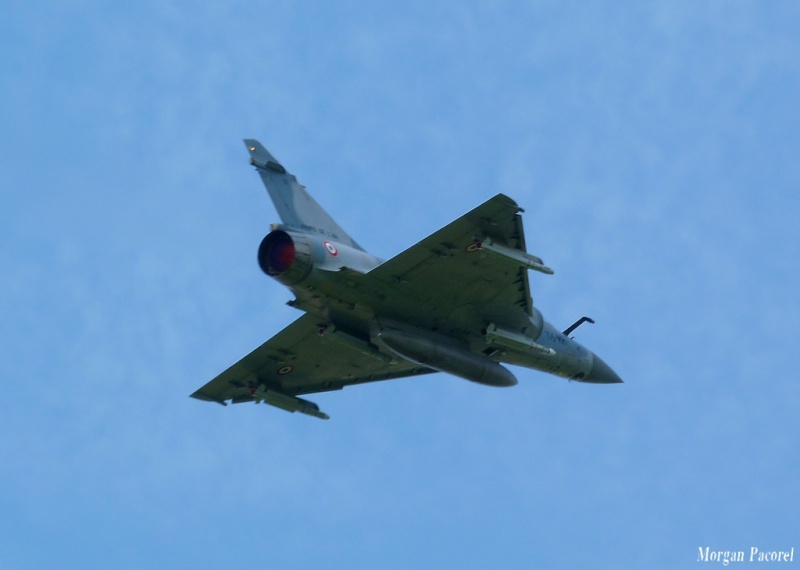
[366,193,533,329]
[190,313,433,405]
[192,194,533,405]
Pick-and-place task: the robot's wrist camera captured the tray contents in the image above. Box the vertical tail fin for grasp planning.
[243,139,363,251]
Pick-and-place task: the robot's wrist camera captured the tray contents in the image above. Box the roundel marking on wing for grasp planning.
[324,241,338,256]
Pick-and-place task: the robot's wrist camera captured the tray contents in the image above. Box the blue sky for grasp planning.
[2,1,799,568]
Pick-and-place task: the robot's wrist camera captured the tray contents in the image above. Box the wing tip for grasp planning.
[190,391,228,406]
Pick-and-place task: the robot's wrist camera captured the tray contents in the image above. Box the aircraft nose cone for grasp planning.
[585,354,623,384]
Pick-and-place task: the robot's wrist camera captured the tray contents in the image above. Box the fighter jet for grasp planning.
[190,139,622,419]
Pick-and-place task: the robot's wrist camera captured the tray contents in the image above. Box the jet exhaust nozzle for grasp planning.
[257,230,313,285]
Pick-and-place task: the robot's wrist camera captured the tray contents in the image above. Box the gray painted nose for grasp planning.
[585,354,623,384]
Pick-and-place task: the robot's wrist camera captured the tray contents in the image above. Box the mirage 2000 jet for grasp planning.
[190,139,622,419]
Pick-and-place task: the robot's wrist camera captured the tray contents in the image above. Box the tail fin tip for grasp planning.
[243,138,286,173]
